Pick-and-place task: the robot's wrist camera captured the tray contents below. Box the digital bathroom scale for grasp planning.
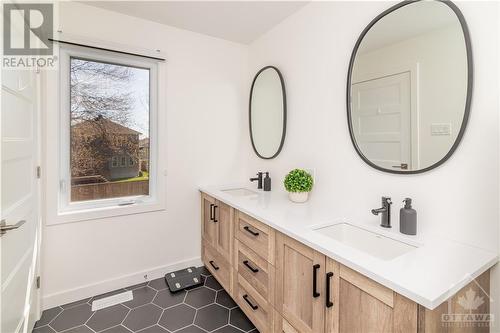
[165,266,203,292]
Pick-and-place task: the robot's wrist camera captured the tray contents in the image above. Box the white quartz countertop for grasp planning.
[199,185,498,310]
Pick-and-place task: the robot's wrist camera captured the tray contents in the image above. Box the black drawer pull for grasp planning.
[209,204,214,221]
[243,226,259,236]
[313,264,320,298]
[209,260,219,271]
[243,294,258,310]
[326,272,334,308]
[213,205,218,223]
[243,260,259,273]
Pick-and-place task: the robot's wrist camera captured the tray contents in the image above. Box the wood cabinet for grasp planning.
[235,239,275,305]
[202,239,232,293]
[200,192,491,333]
[335,263,417,333]
[275,233,326,333]
[201,193,216,246]
[215,200,233,261]
[236,211,275,264]
[201,193,233,264]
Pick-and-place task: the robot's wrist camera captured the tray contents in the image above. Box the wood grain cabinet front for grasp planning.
[200,192,491,333]
[202,239,232,293]
[234,274,274,333]
[201,193,233,264]
[275,232,326,333]
[236,211,275,265]
[235,239,276,305]
[201,193,217,246]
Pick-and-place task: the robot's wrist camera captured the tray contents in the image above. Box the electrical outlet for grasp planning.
[431,123,452,136]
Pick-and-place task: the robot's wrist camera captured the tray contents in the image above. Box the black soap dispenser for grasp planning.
[263,172,271,191]
[400,198,417,235]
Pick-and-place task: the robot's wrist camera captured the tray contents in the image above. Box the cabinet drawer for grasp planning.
[202,240,232,293]
[235,274,273,333]
[236,211,275,264]
[235,239,275,305]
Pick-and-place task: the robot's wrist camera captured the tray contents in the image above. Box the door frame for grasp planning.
[30,66,43,331]
[352,63,420,170]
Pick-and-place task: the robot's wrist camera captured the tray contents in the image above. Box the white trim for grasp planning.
[352,62,420,170]
[42,257,202,310]
[55,31,167,61]
[44,42,167,225]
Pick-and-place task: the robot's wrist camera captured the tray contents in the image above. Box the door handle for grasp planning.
[213,205,218,223]
[209,260,219,271]
[243,226,259,236]
[209,204,214,221]
[392,163,408,170]
[242,294,259,310]
[243,260,259,273]
[0,219,26,236]
[312,264,320,298]
[326,272,334,308]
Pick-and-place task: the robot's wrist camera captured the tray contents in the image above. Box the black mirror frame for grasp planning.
[249,65,287,160]
[346,0,473,174]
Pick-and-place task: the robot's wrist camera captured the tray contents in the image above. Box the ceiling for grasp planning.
[83,1,309,44]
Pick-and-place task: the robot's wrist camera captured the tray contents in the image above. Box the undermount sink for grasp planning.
[313,223,417,260]
[221,188,259,197]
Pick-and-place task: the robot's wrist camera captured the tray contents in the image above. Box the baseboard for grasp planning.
[42,256,203,310]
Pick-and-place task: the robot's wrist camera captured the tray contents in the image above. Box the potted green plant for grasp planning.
[284,169,314,203]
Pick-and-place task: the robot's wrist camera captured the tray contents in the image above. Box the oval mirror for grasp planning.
[250,66,286,159]
[347,0,472,174]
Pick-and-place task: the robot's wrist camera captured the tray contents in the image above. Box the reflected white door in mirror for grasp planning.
[347,0,472,174]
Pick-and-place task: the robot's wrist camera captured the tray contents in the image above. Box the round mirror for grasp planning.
[347,0,472,174]
[250,66,286,159]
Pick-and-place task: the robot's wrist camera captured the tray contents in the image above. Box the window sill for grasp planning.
[46,200,166,225]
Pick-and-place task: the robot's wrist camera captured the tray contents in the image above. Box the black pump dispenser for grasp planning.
[263,172,271,191]
[400,198,417,235]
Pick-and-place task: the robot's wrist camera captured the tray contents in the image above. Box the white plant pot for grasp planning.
[288,191,309,203]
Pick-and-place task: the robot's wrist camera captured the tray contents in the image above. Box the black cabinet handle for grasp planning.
[326,272,334,308]
[313,264,320,298]
[243,294,259,310]
[209,260,219,271]
[213,205,218,223]
[243,260,259,273]
[243,226,259,236]
[209,204,214,221]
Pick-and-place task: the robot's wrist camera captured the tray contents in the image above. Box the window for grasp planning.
[57,44,163,217]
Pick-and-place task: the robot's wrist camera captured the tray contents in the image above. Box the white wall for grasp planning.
[246,0,499,327]
[41,2,249,308]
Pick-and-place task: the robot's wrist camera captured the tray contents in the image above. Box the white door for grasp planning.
[351,72,412,170]
[1,60,41,333]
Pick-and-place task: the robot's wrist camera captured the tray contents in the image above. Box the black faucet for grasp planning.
[250,172,263,189]
[371,197,392,228]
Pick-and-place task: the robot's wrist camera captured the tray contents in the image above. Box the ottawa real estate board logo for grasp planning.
[3,3,56,69]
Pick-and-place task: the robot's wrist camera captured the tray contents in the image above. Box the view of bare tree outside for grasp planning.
[70,58,150,202]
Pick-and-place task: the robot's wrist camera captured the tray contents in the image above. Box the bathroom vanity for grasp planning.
[200,188,496,333]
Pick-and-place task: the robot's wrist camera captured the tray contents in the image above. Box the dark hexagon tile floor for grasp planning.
[33,267,258,333]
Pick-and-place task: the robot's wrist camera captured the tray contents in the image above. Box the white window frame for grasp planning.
[46,44,166,224]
